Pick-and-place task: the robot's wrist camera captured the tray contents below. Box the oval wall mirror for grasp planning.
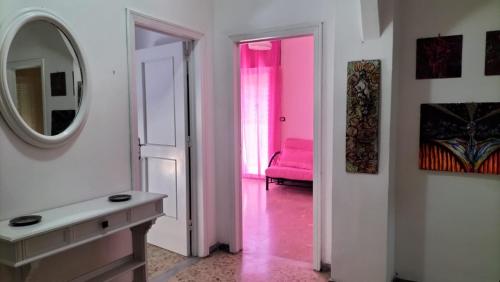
[0,10,89,148]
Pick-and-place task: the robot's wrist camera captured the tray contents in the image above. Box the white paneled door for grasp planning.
[135,42,190,256]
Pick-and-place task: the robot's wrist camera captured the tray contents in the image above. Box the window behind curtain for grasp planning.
[240,41,281,178]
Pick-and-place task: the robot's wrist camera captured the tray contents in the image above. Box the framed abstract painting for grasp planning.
[346,60,381,174]
[416,35,463,79]
[485,30,500,76]
[419,103,500,174]
[50,72,67,96]
[51,110,76,135]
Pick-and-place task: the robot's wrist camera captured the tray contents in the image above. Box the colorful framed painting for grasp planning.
[346,60,381,174]
[416,35,463,79]
[485,30,500,76]
[419,103,500,174]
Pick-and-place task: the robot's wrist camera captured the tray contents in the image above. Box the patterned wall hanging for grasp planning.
[416,35,463,79]
[485,30,500,76]
[346,60,381,174]
[419,103,500,174]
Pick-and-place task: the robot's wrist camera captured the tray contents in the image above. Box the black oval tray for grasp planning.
[108,194,132,202]
[9,215,42,227]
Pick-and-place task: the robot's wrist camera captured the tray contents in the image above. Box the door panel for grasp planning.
[143,58,176,146]
[146,157,178,219]
[135,41,190,256]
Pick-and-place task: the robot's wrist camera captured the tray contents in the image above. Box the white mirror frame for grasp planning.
[0,9,89,148]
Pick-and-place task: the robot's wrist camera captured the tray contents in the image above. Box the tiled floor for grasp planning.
[169,251,329,282]
[147,179,328,281]
[242,178,314,263]
[147,244,188,278]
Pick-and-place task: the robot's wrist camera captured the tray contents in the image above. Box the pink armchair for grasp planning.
[265,138,313,190]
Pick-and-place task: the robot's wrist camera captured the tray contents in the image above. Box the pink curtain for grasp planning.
[240,41,281,178]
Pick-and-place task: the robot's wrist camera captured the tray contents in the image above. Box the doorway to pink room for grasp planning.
[239,35,316,268]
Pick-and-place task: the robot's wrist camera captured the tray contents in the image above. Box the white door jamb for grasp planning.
[126,8,210,257]
[228,22,324,271]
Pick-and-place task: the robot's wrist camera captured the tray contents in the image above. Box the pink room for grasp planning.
[239,35,315,264]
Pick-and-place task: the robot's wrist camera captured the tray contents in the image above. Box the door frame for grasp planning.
[229,22,324,270]
[7,59,47,134]
[126,9,209,257]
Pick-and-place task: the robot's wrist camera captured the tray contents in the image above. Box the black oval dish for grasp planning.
[108,194,132,202]
[9,215,42,227]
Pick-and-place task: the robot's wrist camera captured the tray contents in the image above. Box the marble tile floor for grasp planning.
[148,179,328,281]
[242,178,314,263]
[147,244,189,278]
[148,249,329,282]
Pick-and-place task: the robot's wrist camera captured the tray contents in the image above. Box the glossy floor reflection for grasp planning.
[242,178,313,263]
[148,179,326,281]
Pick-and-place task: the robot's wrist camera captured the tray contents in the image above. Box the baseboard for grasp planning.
[320,262,331,272]
[208,243,220,254]
[208,243,231,254]
[393,278,417,282]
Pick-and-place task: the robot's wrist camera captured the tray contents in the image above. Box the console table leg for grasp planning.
[131,220,154,282]
[13,261,39,282]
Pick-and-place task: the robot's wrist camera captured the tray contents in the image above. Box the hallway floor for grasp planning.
[242,178,313,263]
[147,179,328,281]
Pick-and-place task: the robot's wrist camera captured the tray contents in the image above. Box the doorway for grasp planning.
[7,59,46,135]
[13,67,44,134]
[240,35,315,264]
[126,10,209,259]
[134,27,192,256]
[230,24,324,271]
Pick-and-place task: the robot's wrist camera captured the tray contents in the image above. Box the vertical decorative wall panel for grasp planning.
[345,60,381,174]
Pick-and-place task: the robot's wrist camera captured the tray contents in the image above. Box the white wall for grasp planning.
[332,0,397,281]
[213,0,335,264]
[395,0,500,281]
[280,36,314,144]
[0,0,215,280]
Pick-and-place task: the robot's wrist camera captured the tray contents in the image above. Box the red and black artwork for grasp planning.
[485,30,500,76]
[419,103,500,175]
[416,35,463,79]
[346,60,381,174]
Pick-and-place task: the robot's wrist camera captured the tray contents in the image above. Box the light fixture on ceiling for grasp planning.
[248,41,272,51]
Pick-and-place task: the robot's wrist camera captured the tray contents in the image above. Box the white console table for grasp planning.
[0,191,166,282]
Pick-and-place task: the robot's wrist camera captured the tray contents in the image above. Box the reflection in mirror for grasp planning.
[6,20,82,136]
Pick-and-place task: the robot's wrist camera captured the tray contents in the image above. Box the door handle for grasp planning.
[138,137,145,146]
